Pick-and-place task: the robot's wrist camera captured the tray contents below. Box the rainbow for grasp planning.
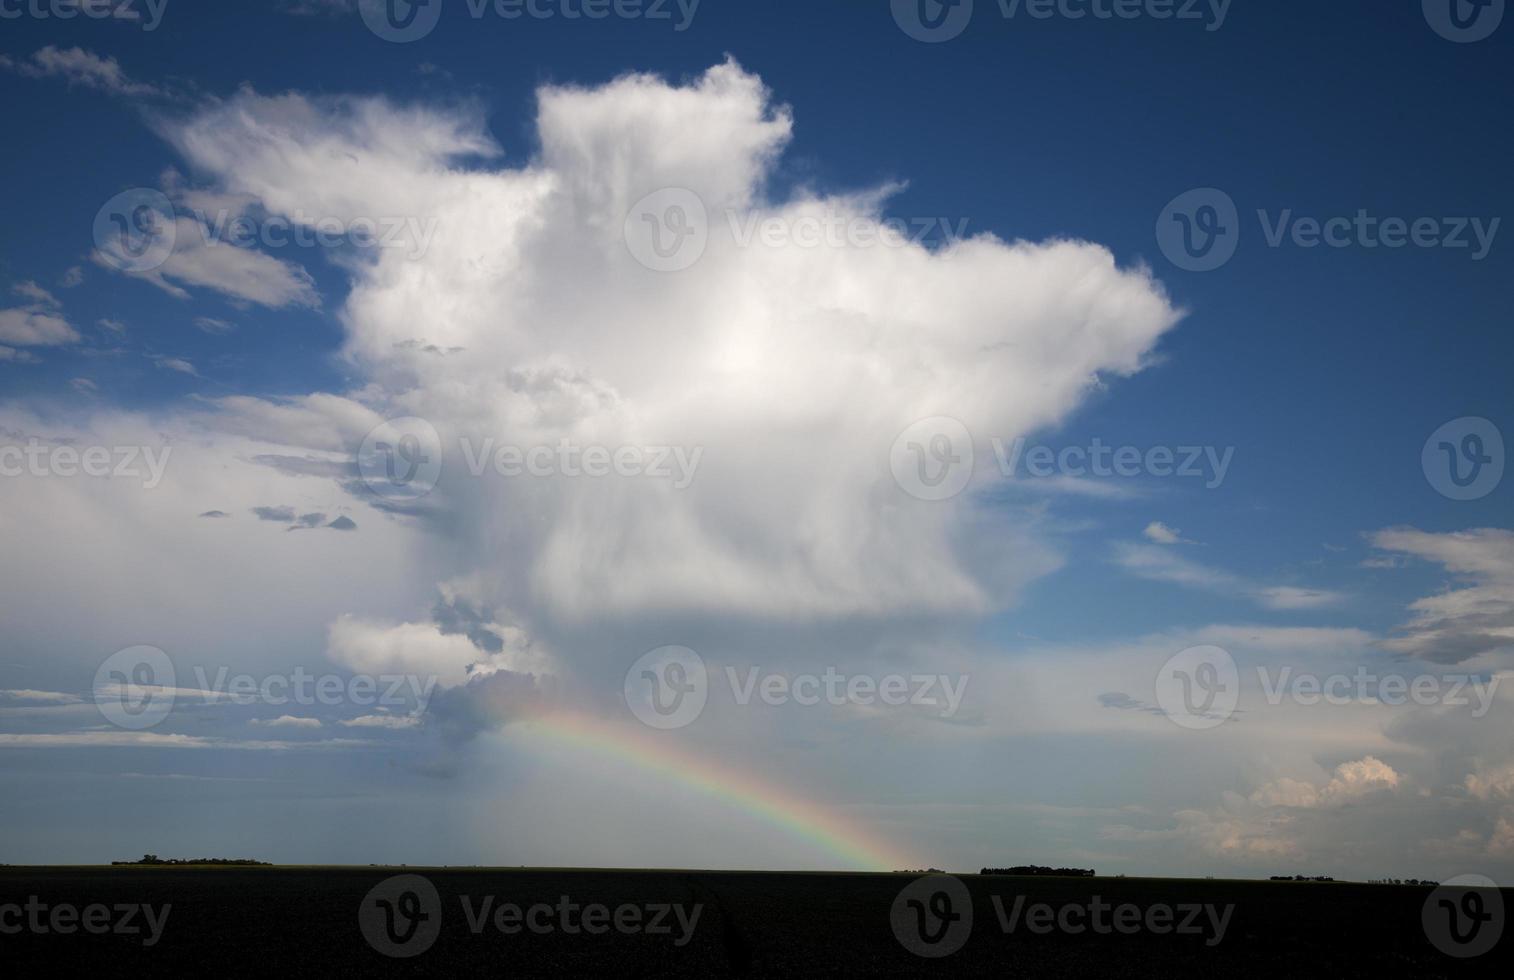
[511,711,914,872]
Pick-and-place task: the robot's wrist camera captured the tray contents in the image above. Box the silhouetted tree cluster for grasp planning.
[113,854,270,866]
[1367,877,1438,886]
[980,865,1095,877]
[1269,875,1336,882]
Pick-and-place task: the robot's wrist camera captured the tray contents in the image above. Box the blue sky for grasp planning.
[2,1,1513,882]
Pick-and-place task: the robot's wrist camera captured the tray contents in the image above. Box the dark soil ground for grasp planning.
[1,866,1506,976]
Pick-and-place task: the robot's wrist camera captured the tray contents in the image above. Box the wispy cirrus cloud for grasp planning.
[0,46,161,97]
[1112,541,1343,610]
[1369,527,1514,665]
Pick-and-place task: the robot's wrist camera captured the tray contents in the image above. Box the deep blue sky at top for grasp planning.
[2,0,1510,643]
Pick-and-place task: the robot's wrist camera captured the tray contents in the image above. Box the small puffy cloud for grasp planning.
[60,266,85,288]
[12,281,59,307]
[339,713,419,729]
[0,689,85,705]
[1467,763,1514,801]
[199,510,231,518]
[0,309,79,347]
[0,284,80,347]
[327,515,358,531]
[1250,757,1401,809]
[153,356,199,377]
[251,506,297,522]
[1490,811,1514,858]
[250,715,323,729]
[193,316,235,334]
[1142,521,1186,545]
[326,616,483,689]
[1256,586,1343,611]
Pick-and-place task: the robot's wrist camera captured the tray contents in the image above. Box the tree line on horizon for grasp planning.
[980,865,1096,877]
[112,854,271,866]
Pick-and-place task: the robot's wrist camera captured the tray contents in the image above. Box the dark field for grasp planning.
[1,866,1507,976]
